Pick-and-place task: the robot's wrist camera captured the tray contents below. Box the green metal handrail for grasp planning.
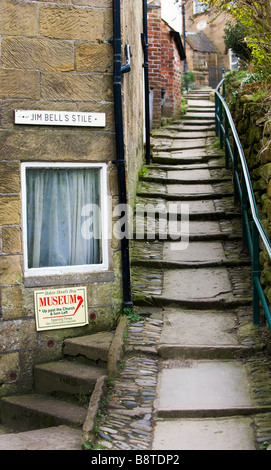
[215,78,271,329]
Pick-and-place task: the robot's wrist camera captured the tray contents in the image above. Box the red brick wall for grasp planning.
[148,3,183,126]
[161,22,182,118]
[148,3,162,127]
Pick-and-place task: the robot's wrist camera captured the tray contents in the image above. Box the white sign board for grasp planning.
[34,286,88,331]
[15,110,106,127]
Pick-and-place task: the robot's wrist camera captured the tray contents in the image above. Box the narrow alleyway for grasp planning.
[2,91,271,451]
[93,90,271,451]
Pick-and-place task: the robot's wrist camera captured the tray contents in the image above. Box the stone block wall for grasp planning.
[0,0,144,396]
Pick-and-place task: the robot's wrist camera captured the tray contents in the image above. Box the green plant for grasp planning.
[139,165,149,177]
[123,306,141,321]
[223,20,252,64]
[182,71,196,90]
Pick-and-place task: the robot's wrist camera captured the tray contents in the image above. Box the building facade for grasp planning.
[148,0,185,127]
[184,0,232,87]
[0,0,145,396]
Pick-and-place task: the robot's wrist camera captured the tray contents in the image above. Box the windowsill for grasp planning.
[24,270,115,288]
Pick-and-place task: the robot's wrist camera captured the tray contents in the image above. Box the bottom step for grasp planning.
[0,393,87,432]
[0,425,82,450]
[152,417,256,450]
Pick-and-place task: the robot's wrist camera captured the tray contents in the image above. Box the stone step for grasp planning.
[166,124,216,132]
[0,425,82,450]
[152,139,207,152]
[131,240,250,269]
[183,113,215,120]
[34,360,107,396]
[155,359,271,419]
[133,218,242,242]
[186,95,212,101]
[132,265,251,309]
[63,331,114,366]
[157,308,264,360]
[152,130,215,139]
[140,168,231,185]
[152,150,223,165]
[134,198,240,222]
[0,393,87,432]
[136,181,233,200]
[152,417,257,450]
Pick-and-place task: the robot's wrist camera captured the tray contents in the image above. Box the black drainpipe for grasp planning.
[142,0,151,165]
[113,0,133,312]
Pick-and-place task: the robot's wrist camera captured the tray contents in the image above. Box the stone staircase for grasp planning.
[0,331,113,450]
[130,91,271,450]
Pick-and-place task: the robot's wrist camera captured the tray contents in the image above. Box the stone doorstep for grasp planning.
[63,331,114,364]
[0,393,88,431]
[0,322,129,449]
[34,360,107,396]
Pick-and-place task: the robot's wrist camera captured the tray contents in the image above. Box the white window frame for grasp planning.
[21,162,109,278]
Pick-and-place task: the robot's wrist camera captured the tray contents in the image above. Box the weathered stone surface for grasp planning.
[2,37,75,72]
[2,227,21,254]
[0,255,22,285]
[76,43,113,73]
[0,0,38,36]
[0,130,114,161]
[0,70,40,99]
[41,71,104,102]
[0,196,21,225]
[40,5,104,41]
[0,352,20,384]
[153,417,256,450]
[1,285,34,319]
[0,161,20,193]
[0,318,36,352]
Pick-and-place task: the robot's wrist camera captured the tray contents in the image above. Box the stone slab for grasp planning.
[167,220,223,240]
[167,183,214,196]
[0,425,82,450]
[155,360,252,413]
[152,417,256,450]
[171,139,206,149]
[167,169,211,181]
[162,267,232,301]
[163,241,225,264]
[159,309,238,346]
[166,199,216,216]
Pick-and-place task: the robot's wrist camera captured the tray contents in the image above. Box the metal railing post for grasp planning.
[225,112,229,170]
[215,93,219,138]
[219,98,223,150]
[252,221,260,326]
[241,172,249,253]
[233,140,239,204]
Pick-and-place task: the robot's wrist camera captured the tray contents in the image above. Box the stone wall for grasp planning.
[225,81,271,307]
[0,0,144,396]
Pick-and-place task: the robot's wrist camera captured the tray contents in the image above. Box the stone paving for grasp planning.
[93,93,271,451]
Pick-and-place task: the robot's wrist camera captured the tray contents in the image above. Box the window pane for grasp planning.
[26,167,101,269]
